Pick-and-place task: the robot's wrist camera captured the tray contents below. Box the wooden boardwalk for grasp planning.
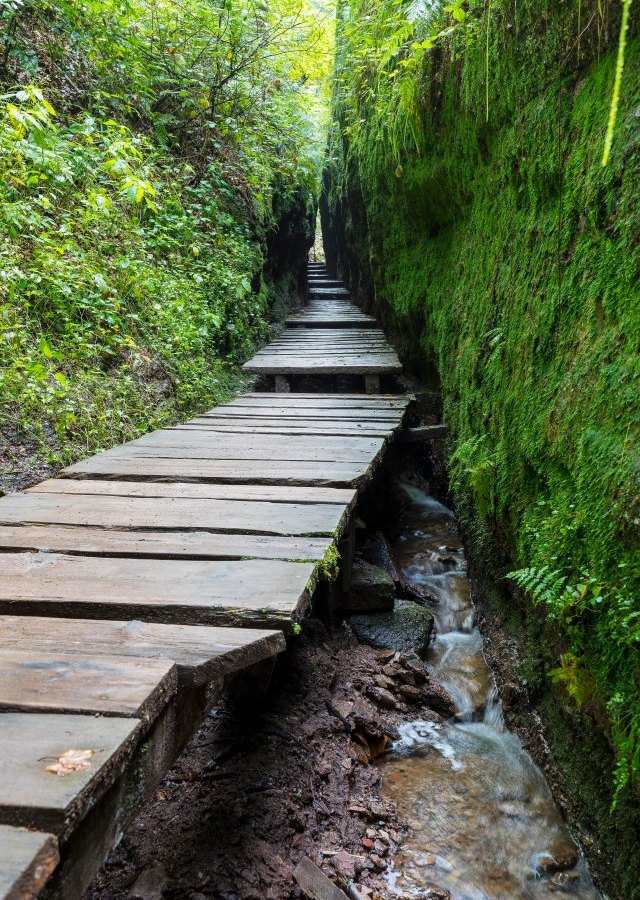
[243,267,401,388]
[0,261,410,898]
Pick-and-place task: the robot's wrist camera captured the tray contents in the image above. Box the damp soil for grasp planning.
[85,450,600,900]
[86,624,447,900]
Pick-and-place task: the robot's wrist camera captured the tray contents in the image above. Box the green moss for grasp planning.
[326,2,640,894]
[315,542,341,583]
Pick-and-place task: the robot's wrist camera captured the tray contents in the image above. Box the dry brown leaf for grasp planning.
[45,748,96,777]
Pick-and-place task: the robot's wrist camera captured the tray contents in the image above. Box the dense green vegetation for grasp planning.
[0,0,332,481]
[323,0,640,893]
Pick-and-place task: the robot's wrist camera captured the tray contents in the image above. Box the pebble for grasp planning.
[397,684,422,703]
[369,853,387,872]
[366,686,398,709]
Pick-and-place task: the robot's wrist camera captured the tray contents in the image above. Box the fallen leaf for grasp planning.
[45,748,96,777]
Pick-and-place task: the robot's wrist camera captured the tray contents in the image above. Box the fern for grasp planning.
[507,564,567,609]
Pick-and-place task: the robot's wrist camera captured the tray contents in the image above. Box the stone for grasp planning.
[551,871,581,887]
[535,848,580,875]
[421,681,457,718]
[343,559,396,612]
[374,673,396,690]
[333,851,357,879]
[397,684,422,703]
[366,686,398,709]
[347,600,435,655]
[359,532,401,584]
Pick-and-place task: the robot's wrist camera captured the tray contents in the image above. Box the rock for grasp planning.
[382,663,401,678]
[369,853,387,872]
[421,682,457,717]
[374,673,395,690]
[347,600,435,655]
[366,686,398,709]
[129,862,168,900]
[375,649,397,663]
[551,870,581,888]
[397,684,422,703]
[399,652,429,684]
[368,800,393,820]
[360,532,401,585]
[332,851,357,879]
[535,845,579,874]
[343,559,395,612]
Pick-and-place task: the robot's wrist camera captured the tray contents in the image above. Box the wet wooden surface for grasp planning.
[0,258,411,895]
[0,825,59,900]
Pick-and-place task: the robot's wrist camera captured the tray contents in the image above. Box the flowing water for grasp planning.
[381,478,600,900]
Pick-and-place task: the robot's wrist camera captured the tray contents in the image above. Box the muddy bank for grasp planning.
[86,622,452,900]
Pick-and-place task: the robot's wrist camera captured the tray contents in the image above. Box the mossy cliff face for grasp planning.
[324,1,640,894]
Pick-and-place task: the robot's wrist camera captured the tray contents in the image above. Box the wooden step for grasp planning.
[0,650,176,722]
[0,824,59,899]
[0,489,349,537]
[0,712,141,836]
[0,616,285,687]
[0,525,333,562]
[0,553,316,630]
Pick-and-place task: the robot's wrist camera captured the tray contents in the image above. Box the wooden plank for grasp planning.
[131,431,383,455]
[28,479,356,506]
[62,457,371,487]
[0,553,315,629]
[0,492,348,537]
[84,445,380,464]
[399,424,450,442]
[0,525,332,562]
[0,617,285,687]
[177,421,390,437]
[286,318,375,328]
[66,441,382,464]
[293,858,348,900]
[231,392,410,404]
[0,712,141,835]
[0,650,177,722]
[243,359,401,375]
[0,825,59,900]
[201,408,404,421]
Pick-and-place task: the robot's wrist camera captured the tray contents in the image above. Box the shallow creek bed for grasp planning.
[85,467,599,900]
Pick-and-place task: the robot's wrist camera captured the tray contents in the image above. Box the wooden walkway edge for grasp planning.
[0,261,411,898]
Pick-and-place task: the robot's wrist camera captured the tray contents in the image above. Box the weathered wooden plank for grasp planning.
[0,617,285,687]
[0,650,177,721]
[131,431,384,455]
[0,524,332,561]
[230,392,410,405]
[293,858,348,900]
[0,712,141,835]
[178,421,390,437]
[286,317,375,328]
[0,553,315,629]
[201,408,404,421]
[0,825,59,900]
[62,457,371,487]
[243,358,401,375]
[399,424,450,442]
[0,492,348,537]
[85,445,379,464]
[28,479,356,506]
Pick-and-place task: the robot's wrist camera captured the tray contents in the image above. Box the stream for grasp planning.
[380,477,600,900]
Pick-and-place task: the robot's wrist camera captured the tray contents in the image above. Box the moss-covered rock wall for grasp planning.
[324,1,640,894]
